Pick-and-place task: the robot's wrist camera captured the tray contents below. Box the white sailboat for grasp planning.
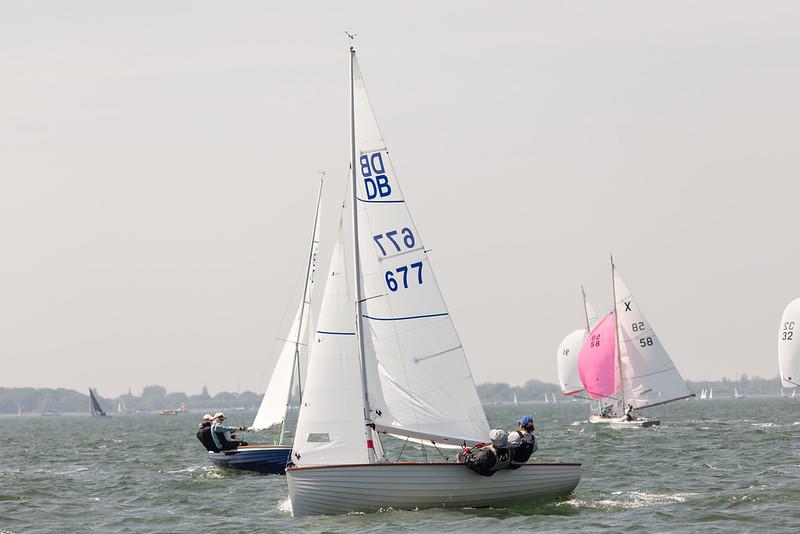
[556,287,598,398]
[779,298,800,393]
[285,46,581,517]
[699,389,706,400]
[733,386,744,400]
[208,183,322,474]
[709,388,713,399]
[251,183,322,436]
[579,257,693,428]
[513,393,519,406]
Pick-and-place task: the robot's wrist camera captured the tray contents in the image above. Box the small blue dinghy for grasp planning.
[208,446,292,474]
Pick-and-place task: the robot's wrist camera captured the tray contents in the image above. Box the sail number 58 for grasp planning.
[386,262,423,291]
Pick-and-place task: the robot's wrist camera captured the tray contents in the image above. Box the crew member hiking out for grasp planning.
[457,429,512,476]
[196,414,220,452]
[210,412,248,451]
[508,415,538,469]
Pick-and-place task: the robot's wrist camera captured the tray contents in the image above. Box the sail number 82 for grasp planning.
[386,262,423,292]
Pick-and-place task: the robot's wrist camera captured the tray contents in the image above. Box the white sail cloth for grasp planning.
[557,297,599,396]
[614,270,691,408]
[351,54,489,444]
[557,329,589,395]
[292,224,372,466]
[251,305,306,430]
[251,200,321,431]
[778,297,800,388]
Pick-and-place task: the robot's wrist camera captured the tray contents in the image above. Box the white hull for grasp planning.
[287,462,581,517]
[589,415,659,428]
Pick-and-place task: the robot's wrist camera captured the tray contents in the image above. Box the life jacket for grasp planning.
[491,446,512,471]
[196,424,220,452]
[510,430,536,466]
[458,446,498,477]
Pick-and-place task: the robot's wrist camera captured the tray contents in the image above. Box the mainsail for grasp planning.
[89,388,107,417]
[351,53,489,445]
[251,188,322,432]
[613,269,691,408]
[779,297,800,389]
[292,221,372,466]
[578,312,619,399]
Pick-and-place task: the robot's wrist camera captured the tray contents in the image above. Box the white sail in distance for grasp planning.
[779,297,800,389]
[351,53,489,445]
[614,269,692,409]
[251,192,321,431]
[292,221,373,466]
[557,294,599,396]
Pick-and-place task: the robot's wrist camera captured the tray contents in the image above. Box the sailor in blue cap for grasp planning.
[508,415,537,469]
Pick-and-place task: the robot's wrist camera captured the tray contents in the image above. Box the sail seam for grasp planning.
[362,312,449,321]
[355,197,405,204]
[316,330,356,336]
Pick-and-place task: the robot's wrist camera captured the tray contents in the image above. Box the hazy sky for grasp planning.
[2,2,799,396]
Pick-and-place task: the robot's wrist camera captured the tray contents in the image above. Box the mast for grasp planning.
[610,254,626,414]
[349,46,377,463]
[581,285,591,333]
[278,178,323,445]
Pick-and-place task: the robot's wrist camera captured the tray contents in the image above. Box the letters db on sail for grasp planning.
[359,151,395,200]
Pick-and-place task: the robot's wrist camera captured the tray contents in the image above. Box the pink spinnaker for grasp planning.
[578,311,619,399]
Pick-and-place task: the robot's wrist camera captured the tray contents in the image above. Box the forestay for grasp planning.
[292,223,373,466]
[351,54,489,444]
[614,270,691,408]
[251,199,321,431]
[578,312,618,399]
[778,297,800,388]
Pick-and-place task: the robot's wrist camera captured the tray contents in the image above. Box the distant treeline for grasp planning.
[0,385,261,415]
[476,375,785,403]
[0,375,789,414]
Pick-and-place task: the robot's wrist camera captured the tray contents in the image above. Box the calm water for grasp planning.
[2,398,798,533]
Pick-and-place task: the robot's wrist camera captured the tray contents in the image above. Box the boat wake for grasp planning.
[163,465,226,479]
[559,491,697,511]
[277,497,293,515]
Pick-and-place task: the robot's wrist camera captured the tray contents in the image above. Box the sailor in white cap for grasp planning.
[210,412,248,451]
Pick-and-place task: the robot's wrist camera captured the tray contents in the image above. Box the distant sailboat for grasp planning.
[709,388,713,399]
[579,257,693,428]
[89,388,109,417]
[779,298,800,393]
[733,386,744,400]
[513,393,519,406]
[557,287,598,398]
[543,394,549,403]
[208,181,323,475]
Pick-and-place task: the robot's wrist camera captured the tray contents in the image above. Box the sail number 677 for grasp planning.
[386,262,423,292]
[374,228,415,256]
